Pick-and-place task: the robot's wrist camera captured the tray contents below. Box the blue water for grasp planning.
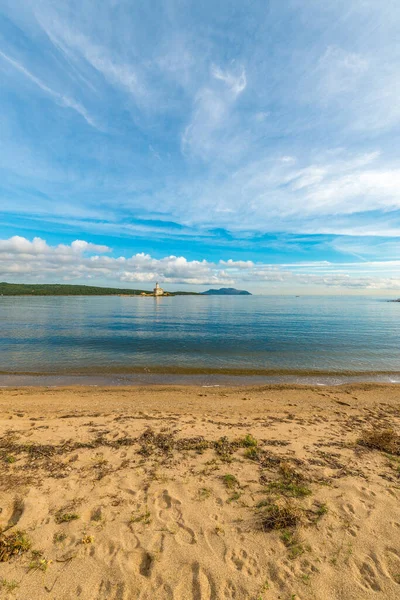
[1,295,400,384]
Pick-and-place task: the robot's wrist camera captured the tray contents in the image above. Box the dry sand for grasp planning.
[0,384,399,600]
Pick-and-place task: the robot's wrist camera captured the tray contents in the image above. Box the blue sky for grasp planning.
[1,0,400,293]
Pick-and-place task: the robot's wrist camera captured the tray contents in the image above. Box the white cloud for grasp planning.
[317,46,369,98]
[211,65,247,97]
[70,240,111,253]
[305,42,400,132]
[0,236,110,255]
[0,50,99,128]
[38,19,147,105]
[1,236,400,292]
[174,150,400,233]
[181,65,247,161]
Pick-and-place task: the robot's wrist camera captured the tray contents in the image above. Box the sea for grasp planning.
[1,294,400,386]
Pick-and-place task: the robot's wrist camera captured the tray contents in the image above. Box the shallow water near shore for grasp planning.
[1,294,400,384]
[1,372,400,388]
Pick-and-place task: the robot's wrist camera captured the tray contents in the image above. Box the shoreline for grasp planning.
[2,365,400,375]
[1,370,400,388]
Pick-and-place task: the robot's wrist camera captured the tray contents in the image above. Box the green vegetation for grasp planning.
[222,474,239,489]
[314,502,328,519]
[266,480,311,498]
[241,434,258,448]
[0,531,31,562]
[28,550,51,572]
[241,434,260,460]
[0,282,199,296]
[227,491,241,503]
[55,512,80,524]
[1,579,19,592]
[264,462,312,498]
[214,436,236,462]
[280,529,305,560]
[244,446,260,460]
[197,487,212,500]
[53,532,67,544]
[257,501,302,531]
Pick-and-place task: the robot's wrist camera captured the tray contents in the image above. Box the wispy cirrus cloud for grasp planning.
[166,150,400,235]
[315,46,369,99]
[0,49,99,128]
[211,64,247,97]
[36,17,148,106]
[181,64,247,161]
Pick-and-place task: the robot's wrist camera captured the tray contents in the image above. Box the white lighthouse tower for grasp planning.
[153,282,164,296]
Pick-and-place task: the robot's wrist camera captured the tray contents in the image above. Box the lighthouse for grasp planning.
[153,282,164,296]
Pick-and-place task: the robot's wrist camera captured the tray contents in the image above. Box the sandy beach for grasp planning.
[0,383,399,600]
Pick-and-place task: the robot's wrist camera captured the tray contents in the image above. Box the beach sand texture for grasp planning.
[0,384,399,600]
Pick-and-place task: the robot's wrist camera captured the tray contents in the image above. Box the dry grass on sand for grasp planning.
[0,383,399,599]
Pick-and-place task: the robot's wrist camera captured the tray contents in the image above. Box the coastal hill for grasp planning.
[0,282,252,297]
[0,282,197,296]
[201,287,252,295]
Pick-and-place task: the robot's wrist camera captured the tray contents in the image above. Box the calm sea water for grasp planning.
[1,295,400,385]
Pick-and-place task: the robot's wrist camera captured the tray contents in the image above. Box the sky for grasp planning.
[1,0,400,294]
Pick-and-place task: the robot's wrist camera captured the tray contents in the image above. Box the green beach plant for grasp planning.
[55,512,80,524]
[222,474,239,489]
[0,530,31,562]
[1,579,19,592]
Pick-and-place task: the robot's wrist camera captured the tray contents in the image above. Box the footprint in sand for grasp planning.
[153,575,174,599]
[8,489,49,528]
[98,580,127,600]
[223,580,246,599]
[358,487,377,514]
[352,555,383,592]
[342,502,356,516]
[267,559,293,592]
[172,564,193,598]
[192,562,217,600]
[155,489,197,545]
[385,547,400,585]
[228,548,261,576]
[6,497,24,528]
[139,551,154,578]
[98,579,112,599]
[204,527,227,561]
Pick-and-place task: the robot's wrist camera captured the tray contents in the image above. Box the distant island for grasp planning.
[0,282,197,297]
[201,287,251,295]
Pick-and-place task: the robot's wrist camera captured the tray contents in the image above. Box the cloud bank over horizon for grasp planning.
[1,1,400,292]
[2,236,400,294]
